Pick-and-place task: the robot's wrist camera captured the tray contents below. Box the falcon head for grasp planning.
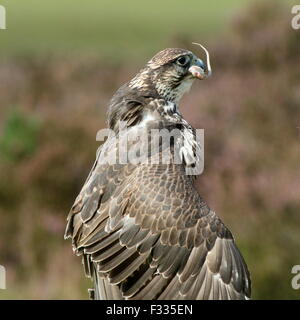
[108,44,212,130]
[129,43,212,104]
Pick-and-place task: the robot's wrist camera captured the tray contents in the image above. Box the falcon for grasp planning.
[65,44,251,300]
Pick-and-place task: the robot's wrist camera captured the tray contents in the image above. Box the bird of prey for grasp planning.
[65,44,251,300]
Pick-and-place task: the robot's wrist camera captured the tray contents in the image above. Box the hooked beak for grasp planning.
[188,43,212,80]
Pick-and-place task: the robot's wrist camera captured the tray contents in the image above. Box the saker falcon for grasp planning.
[65,44,251,300]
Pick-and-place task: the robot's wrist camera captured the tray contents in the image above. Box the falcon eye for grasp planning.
[176,56,190,66]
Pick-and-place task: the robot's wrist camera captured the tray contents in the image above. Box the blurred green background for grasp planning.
[0,0,299,299]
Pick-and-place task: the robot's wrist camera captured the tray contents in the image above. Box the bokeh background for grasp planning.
[0,0,299,299]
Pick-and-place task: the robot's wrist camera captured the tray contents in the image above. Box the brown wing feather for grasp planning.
[66,159,251,299]
[65,100,251,300]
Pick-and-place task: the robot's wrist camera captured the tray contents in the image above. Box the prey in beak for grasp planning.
[188,43,212,80]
